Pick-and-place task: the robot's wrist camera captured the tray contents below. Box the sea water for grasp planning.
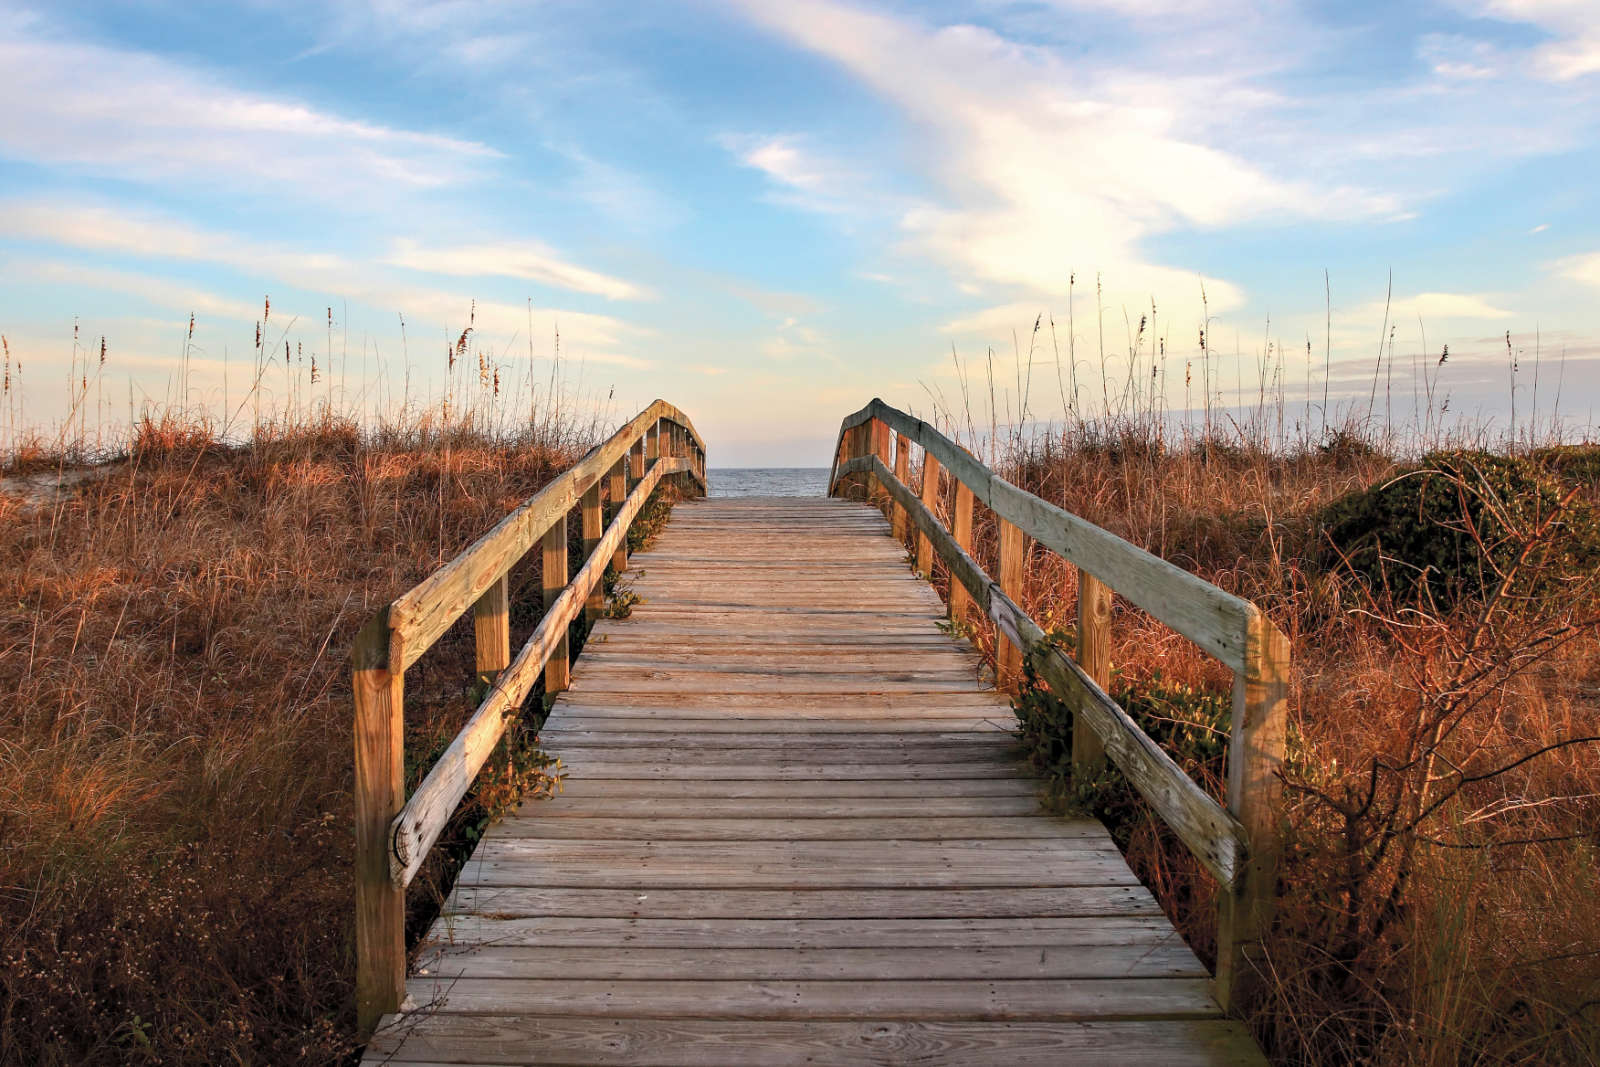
[706,468,831,498]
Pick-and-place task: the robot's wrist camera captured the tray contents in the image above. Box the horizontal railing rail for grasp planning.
[353,400,705,1035]
[828,398,1288,1015]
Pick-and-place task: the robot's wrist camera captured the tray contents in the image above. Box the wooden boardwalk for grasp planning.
[366,497,1263,1065]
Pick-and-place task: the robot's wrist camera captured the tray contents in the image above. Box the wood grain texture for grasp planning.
[365,496,1262,1066]
[1074,570,1112,774]
[366,1015,1264,1066]
[997,516,1026,692]
[352,611,404,1036]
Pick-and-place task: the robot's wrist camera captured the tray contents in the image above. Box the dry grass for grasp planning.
[895,412,1600,1065]
[0,406,611,1064]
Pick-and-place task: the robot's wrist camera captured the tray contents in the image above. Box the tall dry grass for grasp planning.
[0,303,629,1063]
[906,333,1600,1063]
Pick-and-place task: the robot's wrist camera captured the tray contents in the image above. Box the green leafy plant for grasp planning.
[1318,449,1600,610]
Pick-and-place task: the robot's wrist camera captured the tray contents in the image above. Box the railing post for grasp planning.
[869,419,891,515]
[949,480,974,624]
[582,482,604,621]
[1215,612,1290,1014]
[630,436,645,481]
[353,610,405,1037]
[609,459,628,574]
[916,451,942,577]
[646,420,659,469]
[1073,571,1111,775]
[891,433,911,542]
[472,575,510,688]
[542,514,570,695]
[996,517,1027,692]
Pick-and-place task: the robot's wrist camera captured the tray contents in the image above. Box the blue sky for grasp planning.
[2,0,1598,464]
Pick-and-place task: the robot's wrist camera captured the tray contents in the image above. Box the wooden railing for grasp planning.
[828,398,1288,1014]
[352,401,706,1034]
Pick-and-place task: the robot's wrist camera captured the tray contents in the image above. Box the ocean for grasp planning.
[706,468,832,498]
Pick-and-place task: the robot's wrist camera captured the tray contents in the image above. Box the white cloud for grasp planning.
[0,17,499,200]
[723,1,1397,309]
[1466,0,1600,80]
[385,239,652,301]
[1556,252,1600,288]
[1357,292,1519,322]
[0,201,649,350]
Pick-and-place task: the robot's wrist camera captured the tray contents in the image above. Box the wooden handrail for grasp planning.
[833,398,1256,668]
[352,401,705,1036]
[828,400,1288,1016]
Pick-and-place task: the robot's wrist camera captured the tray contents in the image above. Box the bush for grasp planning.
[1317,449,1600,610]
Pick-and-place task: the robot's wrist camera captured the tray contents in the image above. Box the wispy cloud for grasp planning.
[1460,0,1600,81]
[723,0,1398,312]
[1358,292,1520,322]
[1556,252,1600,289]
[0,14,499,200]
[385,239,653,301]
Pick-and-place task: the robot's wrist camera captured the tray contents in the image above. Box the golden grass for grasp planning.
[0,408,602,1063]
[901,417,1600,1065]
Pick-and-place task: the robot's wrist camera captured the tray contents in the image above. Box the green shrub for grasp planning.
[1317,449,1600,610]
[1013,639,1231,833]
[1532,443,1600,495]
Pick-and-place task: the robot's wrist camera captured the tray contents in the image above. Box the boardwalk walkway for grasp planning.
[366,496,1263,1065]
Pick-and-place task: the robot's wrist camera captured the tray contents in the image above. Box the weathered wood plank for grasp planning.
[417,943,1208,981]
[493,816,1094,841]
[420,914,1181,950]
[367,1016,1263,1066]
[401,976,1224,1021]
[438,885,1164,921]
[352,612,404,1035]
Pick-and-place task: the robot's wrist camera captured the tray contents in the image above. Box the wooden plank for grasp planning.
[419,914,1183,950]
[507,796,1046,818]
[541,512,570,694]
[366,1016,1264,1066]
[582,481,604,621]
[545,778,1039,800]
[416,943,1208,981]
[352,611,404,1036]
[472,575,510,688]
[552,760,1029,781]
[438,885,1163,920]
[1074,570,1111,774]
[1214,612,1290,1013]
[492,815,1099,841]
[892,431,911,541]
[997,515,1026,692]
[544,717,1012,734]
[399,976,1224,1021]
[918,449,943,576]
[552,692,1010,709]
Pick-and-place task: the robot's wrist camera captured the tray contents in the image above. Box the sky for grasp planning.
[2,0,1599,465]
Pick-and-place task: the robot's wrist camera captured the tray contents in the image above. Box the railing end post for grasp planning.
[353,605,405,1037]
